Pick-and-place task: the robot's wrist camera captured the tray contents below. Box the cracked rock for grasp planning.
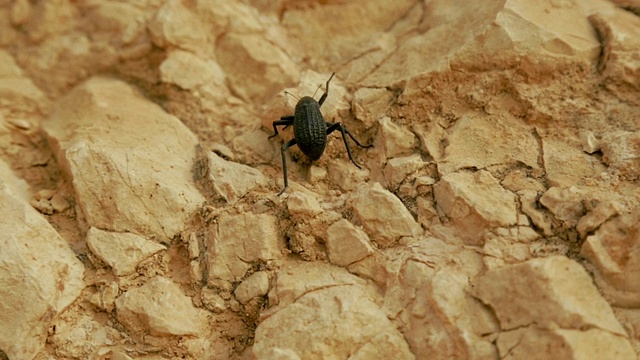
[206,212,280,283]
[472,256,627,335]
[115,276,205,336]
[86,227,165,276]
[0,162,85,360]
[234,271,270,305]
[350,182,421,247]
[43,77,205,242]
[207,151,270,204]
[326,219,374,267]
[434,170,517,245]
[581,208,640,306]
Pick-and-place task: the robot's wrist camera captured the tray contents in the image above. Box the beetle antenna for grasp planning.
[284,90,300,101]
[312,83,324,99]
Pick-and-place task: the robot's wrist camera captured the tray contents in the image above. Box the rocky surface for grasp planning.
[0,0,639,359]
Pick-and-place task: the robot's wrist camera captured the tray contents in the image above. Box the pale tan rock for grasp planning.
[374,116,416,159]
[200,288,226,313]
[49,314,118,359]
[539,186,614,228]
[115,276,205,336]
[579,130,600,154]
[0,171,85,360]
[255,286,414,360]
[601,131,640,180]
[589,9,640,102]
[43,77,205,241]
[434,171,517,245]
[327,158,369,192]
[90,281,119,313]
[148,0,208,52]
[230,128,275,164]
[383,153,425,189]
[581,209,640,306]
[267,262,367,309]
[576,200,621,238]
[380,237,491,360]
[350,182,421,247]
[10,0,31,26]
[160,50,225,90]
[326,219,374,267]
[86,227,165,276]
[541,135,607,187]
[286,191,322,217]
[50,193,70,212]
[496,326,636,360]
[206,213,280,283]
[207,152,269,204]
[352,87,394,127]
[0,50,24,76]
[234,271,270,305]
[472,256,626,335]
[439,115,539,175]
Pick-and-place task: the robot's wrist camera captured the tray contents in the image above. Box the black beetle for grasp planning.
[269,73,372,195]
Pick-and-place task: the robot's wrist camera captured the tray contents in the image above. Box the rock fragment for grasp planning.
[352,87,394,127]
[207,152,269,204]
[472,256,626,335]
[234,271,270,305]
[601,131,640,180]
[0,164,85,360]
[496,327,636,360]
[206,213,280,283]
[581,209,640,306]
[541,135,606,187]
[160,50,225,90]
[86,227,166,276]
[350,182,421,247]
[43,77,205,241]
[254,286,414,360]
[375,116,416,159]
[434,170,517,245]
[383,153,425,189]
[326,219,374,266]
[286,191,322,217]
[115,276,205,336]
[147,0,207,52]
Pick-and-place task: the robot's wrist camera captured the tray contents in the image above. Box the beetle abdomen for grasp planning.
[294,97,327,160]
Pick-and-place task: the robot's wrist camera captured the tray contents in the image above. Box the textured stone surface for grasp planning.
[2,0,640,358]
[86,227,165,276]
[350,182,421,247]
[581,209,640,306]
[43,77,205,241]
[434,171,517,245]
[207,151,269,203]
[115,276,205,336]
[0,162,85,360]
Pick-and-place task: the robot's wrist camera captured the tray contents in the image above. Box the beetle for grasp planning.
[269,73,372,195]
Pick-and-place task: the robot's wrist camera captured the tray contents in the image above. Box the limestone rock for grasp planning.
[541,134,607,187]
[327,158,369,192]
[581,209,640,306]
[43,77,205,241]
[286,191,322,217]
[576,200,621,238]
[434,171,517,245]
[0,165,85,360]
[230,128,275,164]
[234,271,270,305]
[115,276,204,336]
[86,227,165,276]
[49,314,118,359]
[601,131,640,181]
[207,152,269,204]
[439,115,539,175]
[383,153,426,189]
[496,327,636,360]
[589,8,640,103]
[326,219,374,267]
[147,0,208,53]
[374,116,416,159]
[379,237,491,360]
[206,213,280,283]
[160,50,225,91]
[350,182,421,247]
[352,87,394,127]
[472,256,626,335]
[254,286,414,360]
[267,262,367,309]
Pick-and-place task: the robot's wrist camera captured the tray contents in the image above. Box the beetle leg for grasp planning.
[269,116,294,139]
[326,122,370,169]
[278,138,297,195]
[318,73,335,107]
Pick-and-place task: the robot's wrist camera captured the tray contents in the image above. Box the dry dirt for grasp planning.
[1,1,639,359]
